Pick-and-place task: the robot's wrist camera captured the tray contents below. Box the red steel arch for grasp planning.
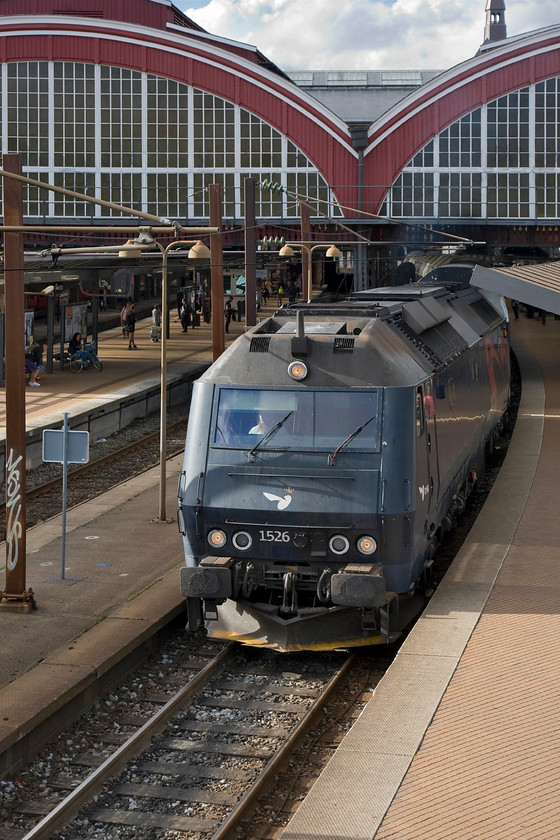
[0,4,358,211]
[364,26,560,213]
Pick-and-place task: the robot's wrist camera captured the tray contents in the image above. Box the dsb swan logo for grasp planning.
[263,489,293,510]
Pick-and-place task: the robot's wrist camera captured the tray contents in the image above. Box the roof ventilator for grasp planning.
[333,336,355,352]
[249,336,271,353]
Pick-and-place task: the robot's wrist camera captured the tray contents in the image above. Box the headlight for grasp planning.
[328,534,350,555]
[288,361,308,381]
[357,535,377,555]
[232,531,253,551]
[208,529,227,549]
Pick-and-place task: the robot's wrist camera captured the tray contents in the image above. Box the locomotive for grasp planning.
[177,281,510,651]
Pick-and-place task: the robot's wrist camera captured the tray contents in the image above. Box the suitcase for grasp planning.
[192,313,200,327]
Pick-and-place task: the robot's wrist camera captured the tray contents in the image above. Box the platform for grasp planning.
[280,314,560,839]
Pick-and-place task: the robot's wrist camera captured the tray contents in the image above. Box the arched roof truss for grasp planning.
[364,26,560,219]
[0,12,358,220]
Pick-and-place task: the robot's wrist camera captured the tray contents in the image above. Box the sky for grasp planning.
[182,0,560,72]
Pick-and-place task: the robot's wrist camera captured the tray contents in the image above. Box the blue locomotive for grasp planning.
[177,281,510,651]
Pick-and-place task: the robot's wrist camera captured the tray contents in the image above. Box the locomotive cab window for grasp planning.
[213,387,381,452]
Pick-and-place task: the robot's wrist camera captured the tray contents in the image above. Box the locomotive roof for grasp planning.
[200,284,504,389]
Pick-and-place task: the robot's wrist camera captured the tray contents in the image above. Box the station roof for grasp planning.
[471,263,560,317]
[286,70,443,123]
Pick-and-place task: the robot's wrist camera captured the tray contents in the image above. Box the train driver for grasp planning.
[249,413,268,435]
[248,410,293,436]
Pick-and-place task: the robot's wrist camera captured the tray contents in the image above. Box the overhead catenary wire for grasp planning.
[259,179,478,245]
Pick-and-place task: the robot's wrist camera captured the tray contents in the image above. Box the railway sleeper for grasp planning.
[87,808,218,833]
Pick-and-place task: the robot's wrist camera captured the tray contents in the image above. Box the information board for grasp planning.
[42,428,90,464]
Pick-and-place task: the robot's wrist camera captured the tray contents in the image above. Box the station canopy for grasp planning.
[471,263,560,317]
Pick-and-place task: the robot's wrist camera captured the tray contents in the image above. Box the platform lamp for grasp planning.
[125,234,211,522]
[278,243,342,301]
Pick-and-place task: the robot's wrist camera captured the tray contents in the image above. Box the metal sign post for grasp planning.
[43,413,89,582]
[61,414,69,580]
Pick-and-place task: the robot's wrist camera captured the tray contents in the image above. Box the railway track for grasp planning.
[14,642,358,840]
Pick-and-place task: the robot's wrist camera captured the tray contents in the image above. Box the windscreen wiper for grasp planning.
[328,415,376,466]
[247,410,293,462]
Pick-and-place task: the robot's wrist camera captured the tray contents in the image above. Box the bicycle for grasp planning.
[69,340,103,373]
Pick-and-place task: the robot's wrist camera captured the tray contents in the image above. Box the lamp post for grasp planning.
[278,243,343,301]
[150,239,211,522]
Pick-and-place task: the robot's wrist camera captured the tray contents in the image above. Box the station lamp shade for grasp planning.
[188,240,211,259]
[118,239,143,259]
[279,245,295,258]
[325,245,342,258]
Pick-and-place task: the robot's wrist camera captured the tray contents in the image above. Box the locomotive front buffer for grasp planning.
[180,557,419,651]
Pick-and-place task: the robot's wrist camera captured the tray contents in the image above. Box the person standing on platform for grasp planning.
[224,300,233,333]
[121,300,131,338]
[277,284,284,306]
[126,303,137,349]
[180,297,191,332]
[150,304,162,342]
[99,278,109,311]
[196,284,205,312]
[202,295,211,323]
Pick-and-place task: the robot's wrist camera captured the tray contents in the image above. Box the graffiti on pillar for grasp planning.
[6,448,23,571]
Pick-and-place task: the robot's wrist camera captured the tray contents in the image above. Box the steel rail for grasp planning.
[209,651,356,840]
[20,642,236,840]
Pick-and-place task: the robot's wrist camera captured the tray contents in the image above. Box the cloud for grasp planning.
[183,0,560,71]
[506,0,560,36]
